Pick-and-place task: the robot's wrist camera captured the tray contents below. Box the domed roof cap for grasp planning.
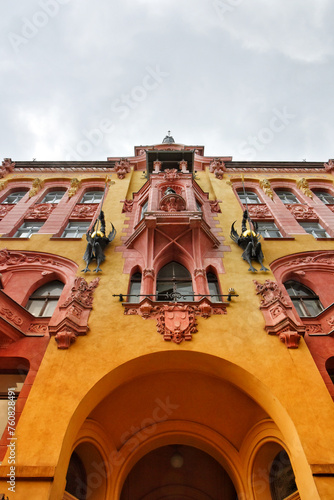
[162,130,175,144]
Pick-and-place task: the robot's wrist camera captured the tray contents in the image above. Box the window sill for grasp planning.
[262,237,295,240]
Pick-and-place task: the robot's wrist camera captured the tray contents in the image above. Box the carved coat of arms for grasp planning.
[157,304,197,344]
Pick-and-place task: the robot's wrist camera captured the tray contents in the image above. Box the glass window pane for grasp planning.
[3,191,27,204]
[26,299,44,316]
[275,190,299,204]
[43,299,59,317]
[80,191,103,203]
[42,191,65,203]
[238,190,260,204]
[31,281,64,297]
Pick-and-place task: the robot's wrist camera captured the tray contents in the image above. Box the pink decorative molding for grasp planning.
[324,159,334,173]
[209,158,226,179]
[115,158,131,179]
[123,298,227,344]
[286,204,317,220]
[246,204,272,219]
[122,200,134,213]
[0,158,15,178]
[163,169,180,180]
[159,193,186,212]
[209,200,221,213]
[0,205,13,219]
[71,203,98,219]
[254,279,304,348]
[49,277,99,349]
[25,203,55,220]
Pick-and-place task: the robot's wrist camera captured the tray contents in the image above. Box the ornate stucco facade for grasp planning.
[0,138,333,499]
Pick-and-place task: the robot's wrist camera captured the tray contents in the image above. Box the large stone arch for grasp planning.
[52,351,318,500]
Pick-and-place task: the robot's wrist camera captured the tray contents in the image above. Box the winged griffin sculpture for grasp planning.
[82,211,116,273]
[230,210,268,272]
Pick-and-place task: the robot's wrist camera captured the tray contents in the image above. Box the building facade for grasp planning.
[0,136,334,499]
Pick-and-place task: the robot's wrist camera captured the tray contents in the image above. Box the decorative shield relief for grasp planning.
[157,304,198,344]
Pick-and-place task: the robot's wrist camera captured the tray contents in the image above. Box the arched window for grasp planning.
[269,450,297,500]
[25,280,64,317]
[42,189,66,204]
[2,190,28,204]
[65,451,87,500]
[156,262,193,301]
[207,272,221,302]
[274,189,299,204]
[80,190,104,204]
[237,189,260,204]
[128,272,142,303]
[326,357,334,384]
[284,280,323,317]
[312,190,334,205]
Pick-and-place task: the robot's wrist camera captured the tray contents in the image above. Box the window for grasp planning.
[128,272,142,303]
[299,221,329,238]
[326,357,334,384]
[207,272,221,302]
[156,262,194,301]
[42,190,66,204]
[256,221,282,238]
[140,200,148,220]
[313,190,334,205]
[61,222,90,238]
[14,221,44,238]
[196,200,202,212]
[237,190,260,204]
[275,189,299,204]
[0,371,27,437]
[25,280,64,317]
[66,451,87,500]
[269,450,297,500]
[2,190,28,204]
[284,280,323,317]
[80,191,103,204]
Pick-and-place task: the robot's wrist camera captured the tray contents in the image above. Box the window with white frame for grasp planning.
[25,280,64,317]
[80,191,104,204]
[237,190,260,204]
[275,189,300,204]
[299,221,329,238]
[256,221,282,238]
[312,190,334,205]
[61,221,90,238]
[14,221,44,238]
[42,190,66,204]
[284,280,323,317]
[2,190,28,204]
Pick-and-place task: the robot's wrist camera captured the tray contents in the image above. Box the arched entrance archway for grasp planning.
[120,444,237,499]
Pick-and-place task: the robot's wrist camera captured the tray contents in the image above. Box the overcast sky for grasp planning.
[1,0,333,162]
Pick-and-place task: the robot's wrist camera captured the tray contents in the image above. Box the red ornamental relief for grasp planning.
[115,159,131,179]
[71,204,98,218]
[157,304,197,344]
[246,205,272,219]
[164,169,180,180]
[286,204,316,219]
[209,159,226,180]
[122,200,134,213]
[61,277,100,308]
[254,279,289,307]
[0,158,15,178]
[209,200,221,213]
[25,203,55,220]
[159,194,186,212]
[0,205,14,218]
[324,159,334,173]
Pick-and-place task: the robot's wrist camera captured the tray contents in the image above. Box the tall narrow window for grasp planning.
[14,221,44,238]
[275,189,299,204]
[140,200,148,220]
[299,221,329,238]
[0,371,27,437]
[156,262,193,301]
[42,190,66,204]
[207,272,221,302]
[25,280,64,317]
[237,190,260,204]
[269,450,297,500]
[2,190,28,204]
[80,191,104,204]
[284,280,323,317]
[128,272,142,303]
[312,190,334,205]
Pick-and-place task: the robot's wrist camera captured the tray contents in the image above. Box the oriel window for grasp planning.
[156,262,193,301]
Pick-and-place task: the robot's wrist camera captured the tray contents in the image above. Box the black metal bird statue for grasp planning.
[230,210,268,272]
[82,211,116,273]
